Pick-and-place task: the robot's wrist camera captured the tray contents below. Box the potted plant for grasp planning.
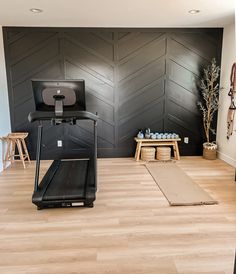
[197,58,221,160]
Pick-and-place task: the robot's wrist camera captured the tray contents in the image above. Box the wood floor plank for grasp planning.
[0,157,235,273]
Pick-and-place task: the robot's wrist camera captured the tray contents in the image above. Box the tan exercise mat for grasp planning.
[146,162,218,206]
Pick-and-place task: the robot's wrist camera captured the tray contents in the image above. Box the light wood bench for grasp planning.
[134,137,181,161]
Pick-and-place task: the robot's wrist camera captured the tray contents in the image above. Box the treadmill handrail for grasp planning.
[28,110,98,123]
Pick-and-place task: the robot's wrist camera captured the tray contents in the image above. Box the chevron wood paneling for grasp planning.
[3,28,222,158]
[165,31,222,155]
[117,32,166,153]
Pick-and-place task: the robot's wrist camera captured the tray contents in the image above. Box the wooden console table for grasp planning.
[134,137,181,161]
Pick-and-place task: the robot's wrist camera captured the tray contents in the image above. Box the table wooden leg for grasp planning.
[174,141,180,160]
[134,143,139,160]
[136,142,142,161]
[172,143,177,160]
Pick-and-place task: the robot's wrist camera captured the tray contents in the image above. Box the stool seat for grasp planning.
[7,132,29,139]
[1,132,30,169]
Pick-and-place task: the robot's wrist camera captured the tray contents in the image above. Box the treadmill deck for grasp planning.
[43,160,89,201]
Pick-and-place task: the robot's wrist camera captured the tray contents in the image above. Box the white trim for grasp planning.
[0,26,11,173]
[217,150,236,167]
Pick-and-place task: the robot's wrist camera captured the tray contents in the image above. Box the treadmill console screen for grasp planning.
[31,80,86,112]
[42,87,76,106]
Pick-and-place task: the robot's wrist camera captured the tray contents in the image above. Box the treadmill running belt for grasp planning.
[43,160,89,201]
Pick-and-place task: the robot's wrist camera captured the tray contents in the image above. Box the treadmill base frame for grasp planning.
[35,199,95,210]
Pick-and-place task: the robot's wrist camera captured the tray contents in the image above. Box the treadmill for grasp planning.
[28,80,98,210]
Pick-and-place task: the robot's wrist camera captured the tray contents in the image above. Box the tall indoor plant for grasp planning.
[197,58,220,160]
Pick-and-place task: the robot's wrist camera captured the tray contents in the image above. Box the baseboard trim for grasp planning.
[217,151,236,167]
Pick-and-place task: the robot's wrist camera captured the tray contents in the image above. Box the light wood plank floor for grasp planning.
[0,157,236,274]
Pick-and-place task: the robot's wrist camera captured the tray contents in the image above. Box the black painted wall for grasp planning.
[3,27,223,159]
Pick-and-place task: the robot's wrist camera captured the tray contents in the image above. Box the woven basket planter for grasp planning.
[156,147,171,161]
[203,142,217,160]
[141,147,155,161]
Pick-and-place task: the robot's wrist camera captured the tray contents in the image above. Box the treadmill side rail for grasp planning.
[28,110,98,123]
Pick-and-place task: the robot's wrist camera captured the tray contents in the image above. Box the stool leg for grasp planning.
[16,139,26,169]
[4,139,11,169]
[11,140,16,164]
[21,138,31,163]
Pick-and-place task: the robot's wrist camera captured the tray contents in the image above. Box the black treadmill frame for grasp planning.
[30,111,98,209]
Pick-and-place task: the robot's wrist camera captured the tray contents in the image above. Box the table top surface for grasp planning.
[134,137,181,142]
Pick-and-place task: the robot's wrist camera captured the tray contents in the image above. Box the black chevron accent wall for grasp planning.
[3,28,223,159]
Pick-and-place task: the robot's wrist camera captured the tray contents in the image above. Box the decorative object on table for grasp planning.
[1,132,31,169]
[227,62,236,139]
[157,133,179,139]
[151,133,157,139]
[156,147,171,161]
[141,147,155,161]
[137,130,144,139]
[145,128,151,139]
[197,58,221,160]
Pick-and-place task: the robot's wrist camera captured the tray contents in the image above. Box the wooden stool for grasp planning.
[1,132,31,169]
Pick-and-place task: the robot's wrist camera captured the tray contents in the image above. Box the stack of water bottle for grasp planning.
[137,128,179,140]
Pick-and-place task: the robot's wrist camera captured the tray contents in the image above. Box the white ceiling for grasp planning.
[0,0,235,27]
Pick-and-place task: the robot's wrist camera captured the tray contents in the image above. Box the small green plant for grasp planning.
[197,58,220,144]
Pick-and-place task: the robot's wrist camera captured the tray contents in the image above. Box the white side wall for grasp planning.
[0,26,11,172]
[217,22,236,166]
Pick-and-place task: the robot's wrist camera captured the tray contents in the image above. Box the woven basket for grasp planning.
[141,147,155,161]
[203,142,217,160]
[156,147,171,161]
